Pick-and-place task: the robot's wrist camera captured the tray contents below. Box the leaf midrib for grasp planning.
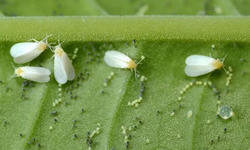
[22,83,50,149]
[106,73,132,149]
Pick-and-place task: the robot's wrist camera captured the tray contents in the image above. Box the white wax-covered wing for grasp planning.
[14,49,42,64]
[185,55,215,66]
[54,55,68,84]
[185,65,215,77]
[10,43,38,57]
[104,51,131,68]
[61,52,75,81]
[22,73,50,83]
[21,67,51,83]
[22,67,51,75]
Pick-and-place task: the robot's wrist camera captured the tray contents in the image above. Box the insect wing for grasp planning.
[54,55,68,84]
[21,67,51,83]
[185,55,215,66]
[61,52,75,81]
[104,51,131,68]
[10,43,38,57]
[185,65,215,77]
[10,43,42,64]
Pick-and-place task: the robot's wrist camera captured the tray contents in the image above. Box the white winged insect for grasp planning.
[185,54,227,77]
[104,50,145,76]
[10,35,52,64]
[12,65,51,83]
[53,44,75,84]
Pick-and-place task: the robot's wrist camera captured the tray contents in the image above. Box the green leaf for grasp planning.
[1,16,250,150]
[0,16,250,42]
[1,0,250,149]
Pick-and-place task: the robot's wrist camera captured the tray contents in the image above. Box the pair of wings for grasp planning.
[185,55,217,77]
[10,42,44,64]
[54,51,75,84]
[104,50,133,68]
[20,67,51,83]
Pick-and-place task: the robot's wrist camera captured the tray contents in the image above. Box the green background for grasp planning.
[0,0,250,149]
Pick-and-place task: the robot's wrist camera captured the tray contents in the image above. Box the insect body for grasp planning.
[14,66,51,83]
[185,55,225,77]
[10,36,51,64]
[104,50,137,69]
[54,45,75,84]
